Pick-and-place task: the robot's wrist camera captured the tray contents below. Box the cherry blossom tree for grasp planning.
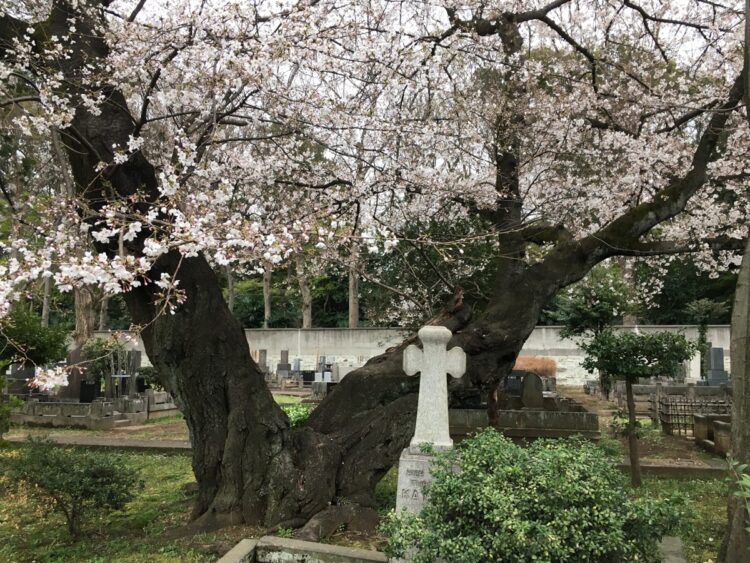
[0,0,747,536]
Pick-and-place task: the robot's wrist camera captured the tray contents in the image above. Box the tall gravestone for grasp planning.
[396,326,465,514]
[277,349,291,378]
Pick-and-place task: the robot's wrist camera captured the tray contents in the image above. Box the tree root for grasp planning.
[295,505,380,542]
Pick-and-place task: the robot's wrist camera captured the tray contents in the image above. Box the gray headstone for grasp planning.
[258,349,267,369]
[709,347,724,371]
[521,373,544,409]
[396,450,434,513]
[292,358,301,372]
[280,350,289,364]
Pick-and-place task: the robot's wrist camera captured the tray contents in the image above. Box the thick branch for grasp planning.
[538,72,744,287]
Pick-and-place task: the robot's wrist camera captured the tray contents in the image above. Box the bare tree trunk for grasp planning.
[73,286,96,348]
[226,268,235,314]
[41,276,51,328]
[348,246,359,328]
[263,268,272,329]
[625,379,642,487]
[59,285,96,399]
[295,254,312,329]
[718,232,750,561]
[98,295,108,331]
[717,6,750,559]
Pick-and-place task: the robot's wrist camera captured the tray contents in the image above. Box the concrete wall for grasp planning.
[95,325,730,386]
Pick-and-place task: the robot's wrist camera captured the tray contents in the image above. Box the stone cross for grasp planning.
[403,325,466,451]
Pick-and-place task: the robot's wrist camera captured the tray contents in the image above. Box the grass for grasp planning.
[640,476,729,563]
[272,393,304,405]
[0,438,730,563]
[0,444,261,563]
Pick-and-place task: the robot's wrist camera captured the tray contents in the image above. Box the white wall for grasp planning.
[95,325,730,386]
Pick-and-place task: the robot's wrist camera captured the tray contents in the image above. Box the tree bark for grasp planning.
[73,286,96,348]
[41,276,51,328]
[625,379,642,487]
[98,295,108,331]
[226,268,235,314]
[263,268,272,329]
[295,253,312,329]
[718,232,750,561]
[348,248,359,329]
[717,3,750,557]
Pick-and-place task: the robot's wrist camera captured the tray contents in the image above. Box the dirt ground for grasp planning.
[558,385,722,466]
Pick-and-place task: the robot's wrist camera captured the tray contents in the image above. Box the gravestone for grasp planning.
[277,349,291,378]
[705,346,729,385]
[258,349,268,373]
[396,326,465,514]
[521,372,544,409]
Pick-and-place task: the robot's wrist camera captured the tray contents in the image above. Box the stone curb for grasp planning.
[617,461,727,479]
[217,535,387,563]
[5,435,191,455]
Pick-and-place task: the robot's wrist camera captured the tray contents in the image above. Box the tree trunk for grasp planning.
[625,379,642,487]
[295,254,312,329]
[41,276,51,328]
[718,233,750,561]
[718,4,750,558]
[73,286,96,348]
[263,268,272,329]
[348,246,359,328]
[226,268,235,314]
[98,296,108,331]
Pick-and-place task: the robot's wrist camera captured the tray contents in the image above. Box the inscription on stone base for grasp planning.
[396,449,435,514]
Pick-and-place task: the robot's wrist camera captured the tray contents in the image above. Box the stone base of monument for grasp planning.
[396,448,436,514]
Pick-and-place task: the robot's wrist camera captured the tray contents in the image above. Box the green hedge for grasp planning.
[382,430,679,562]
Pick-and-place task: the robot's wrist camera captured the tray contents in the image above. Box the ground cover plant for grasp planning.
[381,430,680,562]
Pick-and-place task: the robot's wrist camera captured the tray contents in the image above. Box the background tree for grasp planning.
[549,262,638,397]
[581,330,696,486]
[685,298,730,380]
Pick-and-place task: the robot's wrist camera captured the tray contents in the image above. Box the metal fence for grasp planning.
[658,397,731,436]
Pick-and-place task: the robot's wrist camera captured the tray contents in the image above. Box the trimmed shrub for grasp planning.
[7,438,143,539]
[381,430,678,562]
[513,356,557,377]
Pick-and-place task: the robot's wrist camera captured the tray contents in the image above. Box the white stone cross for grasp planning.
[403,325,466,451]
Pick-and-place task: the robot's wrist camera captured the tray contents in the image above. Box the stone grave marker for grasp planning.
[277,349,291,378]
[258,349,268,373]
[396,326,465,514]
[521,372,544,409]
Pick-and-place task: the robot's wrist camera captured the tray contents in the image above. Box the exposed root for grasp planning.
[295,505,380,542]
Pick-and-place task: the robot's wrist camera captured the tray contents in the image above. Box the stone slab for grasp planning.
[659,536,687,563]
[256,536,387,562]
[217,539,258,563]
[396,449,434,514]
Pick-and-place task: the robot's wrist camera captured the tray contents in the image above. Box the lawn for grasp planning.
[640,476,729,563]
[0,444,260,563]
[0,441,731,563]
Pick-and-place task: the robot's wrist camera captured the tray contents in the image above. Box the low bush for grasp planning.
[381,429,679,562]
[7,438,143,539]
[282,403,312,427]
